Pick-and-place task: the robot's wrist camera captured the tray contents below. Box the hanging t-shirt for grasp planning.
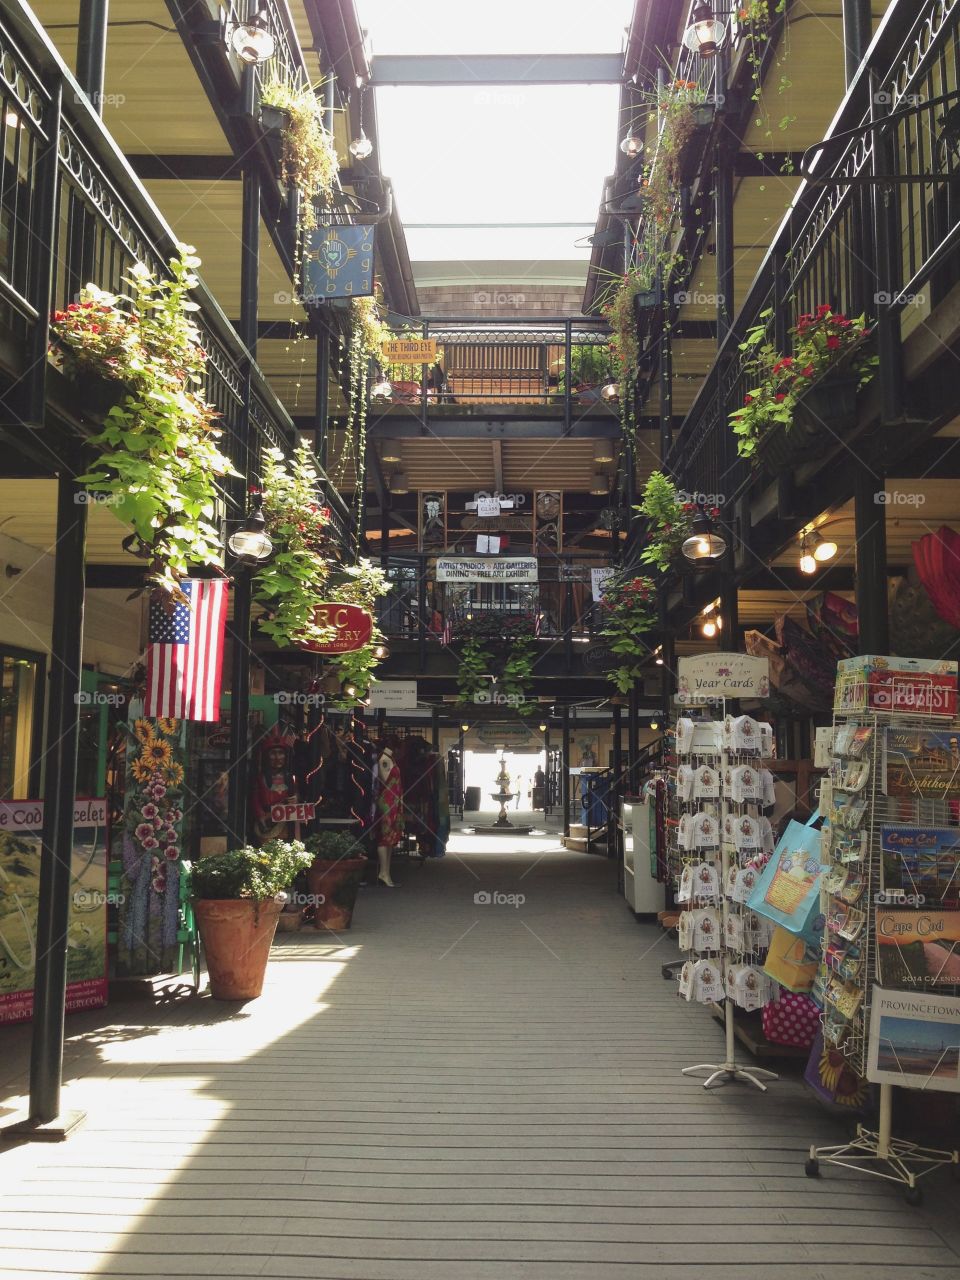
[675,718,695,755]
[693,765,721,799]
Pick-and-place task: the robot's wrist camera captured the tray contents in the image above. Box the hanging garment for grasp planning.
[372,760,404,849]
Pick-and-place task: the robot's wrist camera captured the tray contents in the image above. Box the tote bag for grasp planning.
[763,925,818,993]
[746,810,825,947]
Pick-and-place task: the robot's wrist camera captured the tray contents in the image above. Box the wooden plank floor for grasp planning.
[2,830,960,1278]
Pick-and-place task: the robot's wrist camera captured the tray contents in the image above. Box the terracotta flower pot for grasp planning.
[306,858,367,930]
[193,897,284,1000]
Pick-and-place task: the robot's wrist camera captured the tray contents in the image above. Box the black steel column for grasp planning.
[76,0,109,112]
[627,688,640,793]
[842,0,873,87]
[660,633,675,728]
[417,554,427,673]
[431,706,440,752]
[315,323,330,472]
[22,469,88,1131]
[854,464,889,654]
[715,139,735,341]
[659,287,673,461]
[543,729,550,816]
[611,702,623,788]
[561,707,571,837]
[226,169,260,847]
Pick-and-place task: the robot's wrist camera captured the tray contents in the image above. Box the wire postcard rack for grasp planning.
[672,701,779,1091]
[807,694,960,1203]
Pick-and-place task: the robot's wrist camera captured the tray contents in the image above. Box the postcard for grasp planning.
[875,909,960,987]
[881,826,960,907]
[867,987,960,1094]
[882,728,960,799]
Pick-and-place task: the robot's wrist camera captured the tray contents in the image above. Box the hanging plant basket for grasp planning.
[793,370,860,435]
[755,416,827,474]
[260,104,290,134]
[677,106,715,185]
[633,289,658,315]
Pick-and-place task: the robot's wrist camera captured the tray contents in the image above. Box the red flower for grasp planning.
[744,394,753,405]
[801,364,815,377]
[816,303,832,317]
[775,393,787,403]
[826,336,841,350]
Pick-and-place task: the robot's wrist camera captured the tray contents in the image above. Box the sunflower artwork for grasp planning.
[804,1030,868,1110]
[116,717,187,976]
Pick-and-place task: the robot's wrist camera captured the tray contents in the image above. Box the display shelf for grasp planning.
[809,692,960,1199]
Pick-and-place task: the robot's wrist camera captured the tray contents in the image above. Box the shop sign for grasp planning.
[591,567,614,601]
[677,653,770,702]
[368,680,418,710]
[302,225,375,300]
[270,802,316,823]
[867,986,960,1094]
[0,797,108,1025]
[436,557,538,583]
[297,604,373,654]
[477,725,532,747]
[582,644,617,674]
[381,337,437,363]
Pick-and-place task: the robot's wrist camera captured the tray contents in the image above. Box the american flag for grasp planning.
[145,579,228,721]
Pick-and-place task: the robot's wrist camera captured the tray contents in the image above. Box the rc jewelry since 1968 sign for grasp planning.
[677,653,770,702]
[296,604,373,654]
[435,557,538,583]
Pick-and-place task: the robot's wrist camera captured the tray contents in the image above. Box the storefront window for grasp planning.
[0,647,44,800]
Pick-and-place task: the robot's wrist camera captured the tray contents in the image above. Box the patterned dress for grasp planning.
[374,761,404,848]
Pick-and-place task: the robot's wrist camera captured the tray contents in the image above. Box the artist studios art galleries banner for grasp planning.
[0,798,108,1024]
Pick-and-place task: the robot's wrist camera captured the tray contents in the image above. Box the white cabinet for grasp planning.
[622,798,661,917]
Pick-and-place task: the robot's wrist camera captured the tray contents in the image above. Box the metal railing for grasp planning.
[666,0,960,503]
[376,555,611,647]
[377,318,612,425]
[0,1,352,544]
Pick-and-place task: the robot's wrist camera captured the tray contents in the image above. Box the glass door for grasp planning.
[0,646,44,800]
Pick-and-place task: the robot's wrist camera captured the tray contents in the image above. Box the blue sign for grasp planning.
[302,225,375,303]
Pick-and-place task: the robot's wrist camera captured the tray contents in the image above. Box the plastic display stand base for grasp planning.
[681,1061,779,1092]
[807,1125,959,1204]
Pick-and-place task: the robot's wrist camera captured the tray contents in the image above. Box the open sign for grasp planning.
[296,603,373,654]
[270,802,316,823]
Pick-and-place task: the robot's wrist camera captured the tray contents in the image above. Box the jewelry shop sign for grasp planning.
[678,653,770,702]
[435,557,539,583]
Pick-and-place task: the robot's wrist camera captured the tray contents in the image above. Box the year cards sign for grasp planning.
[677,653,769,702]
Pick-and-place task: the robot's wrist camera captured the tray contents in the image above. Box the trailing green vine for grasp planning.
[252,442,337,648]
[325,559,390,699]
[599,573,659,694]
[637,471,697,571]
[51,246,238,603]
[259,75,339,231]
[454,614,537,714]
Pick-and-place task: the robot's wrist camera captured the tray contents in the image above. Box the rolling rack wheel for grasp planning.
[904,1185,923,1207]
[804,1157,820,1178]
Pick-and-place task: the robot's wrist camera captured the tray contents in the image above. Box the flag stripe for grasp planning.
[145,578,227,721]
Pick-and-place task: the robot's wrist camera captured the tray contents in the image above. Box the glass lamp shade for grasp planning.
[620,132,644,157]
[460,722,470,732]
[389,472,410,494]
[681,510,727,561]
[349,132,373,160]
[371,378,392,398]
[227,513,273,564]
[701,619,718,638]
[231,13,275,64]
[600,382,619,401]
[590,472,610,495]
[682,3,726,56]
[381,447,402,463]
[799,551,817,575]
[593,441,616,463]
[813,536,838,562]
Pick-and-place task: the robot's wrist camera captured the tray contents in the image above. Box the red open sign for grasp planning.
[270,802,316,823]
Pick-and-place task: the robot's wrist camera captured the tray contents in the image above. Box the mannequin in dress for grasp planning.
[375,744,404,887]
